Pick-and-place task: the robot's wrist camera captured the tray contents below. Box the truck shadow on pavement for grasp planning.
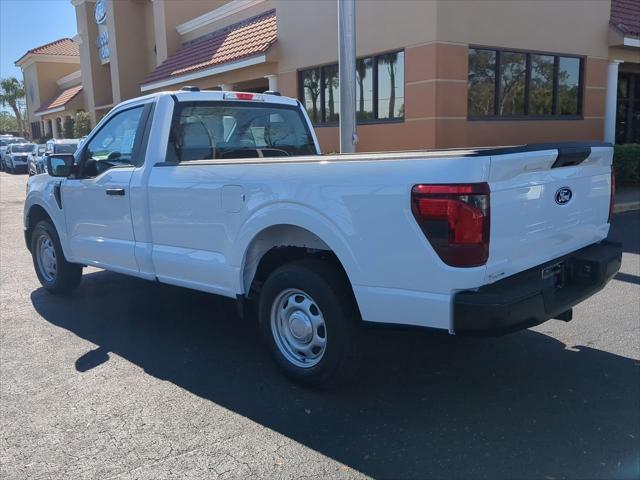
[31,270,639,480]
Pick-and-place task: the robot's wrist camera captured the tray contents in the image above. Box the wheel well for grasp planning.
[242,225,352,299]
[25,205,51,251]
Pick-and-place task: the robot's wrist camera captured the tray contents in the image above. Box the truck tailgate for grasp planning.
[485,145,613,284]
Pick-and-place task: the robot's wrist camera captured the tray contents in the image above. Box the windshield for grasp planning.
[12,144,35,153]
[167,102,317,162]
[38,145,46,154]
[54,143,78,154]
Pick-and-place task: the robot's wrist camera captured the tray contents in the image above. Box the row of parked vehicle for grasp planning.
[0,134,80,175]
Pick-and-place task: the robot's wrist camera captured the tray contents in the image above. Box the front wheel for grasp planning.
[259,259,361,387]
[31,219,83,294]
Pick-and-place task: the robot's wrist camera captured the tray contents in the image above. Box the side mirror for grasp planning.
[47,154,74,177]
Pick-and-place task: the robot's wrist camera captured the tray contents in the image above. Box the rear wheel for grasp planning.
[259,259,360,387]
[31,219,82,294]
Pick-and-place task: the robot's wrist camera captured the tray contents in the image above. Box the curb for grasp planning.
[614,201,640,214]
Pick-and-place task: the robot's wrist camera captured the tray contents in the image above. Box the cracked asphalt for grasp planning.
[1,171,639,480]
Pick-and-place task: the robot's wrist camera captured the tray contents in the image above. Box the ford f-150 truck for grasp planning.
[24,89,621,386]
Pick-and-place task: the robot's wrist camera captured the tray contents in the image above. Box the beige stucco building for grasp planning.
[18,0,640,149]
[15,38,84,140]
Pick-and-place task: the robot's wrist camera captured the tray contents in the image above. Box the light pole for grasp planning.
[338,0,357,153]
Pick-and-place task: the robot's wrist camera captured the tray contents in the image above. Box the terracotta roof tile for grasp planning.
[36,85,83,114]
[16,38,79,65]
[142,10,277,86]
[611,0,640,38]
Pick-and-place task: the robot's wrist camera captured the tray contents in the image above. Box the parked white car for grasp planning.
[23,89,621,386]
[28,144,47,176]
[0,137,26,171]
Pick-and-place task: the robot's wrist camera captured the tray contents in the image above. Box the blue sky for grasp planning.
[1,0,77,79]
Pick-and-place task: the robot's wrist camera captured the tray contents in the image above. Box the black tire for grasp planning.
[31,219,82,294]
[258,259,361,388]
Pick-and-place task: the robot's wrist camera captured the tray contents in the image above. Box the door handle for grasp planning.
[105,188,125,196]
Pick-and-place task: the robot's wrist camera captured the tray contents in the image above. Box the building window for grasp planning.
[468,49,496,116]
[356,57,374,121]
[529,54,554,115]
[468,47,583,119]
[300,68,321,124]
[324,64,340,123]
[299,50,405,124]
[499,51,526,115]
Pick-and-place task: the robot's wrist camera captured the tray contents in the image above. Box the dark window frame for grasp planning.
[298,49,405,126]
[468,46,584,121]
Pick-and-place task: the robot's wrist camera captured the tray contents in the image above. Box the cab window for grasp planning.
[80,106,144,177]
[166,102,317,162]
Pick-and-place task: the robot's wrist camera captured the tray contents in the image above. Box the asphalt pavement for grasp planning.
[1,171,639,480]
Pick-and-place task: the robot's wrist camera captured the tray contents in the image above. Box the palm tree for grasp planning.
[0,77,26,135]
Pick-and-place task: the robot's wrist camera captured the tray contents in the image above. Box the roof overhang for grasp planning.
[176,0,267,36]
[34,106,66,117]
[57,70,82,88]
[35,85,83,116]
[141,54,267,92]
[623,36,640,47]
[15,54,80,70]
[609,24,640,49]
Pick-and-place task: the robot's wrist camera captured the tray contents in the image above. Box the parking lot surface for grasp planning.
[1,171,639,479]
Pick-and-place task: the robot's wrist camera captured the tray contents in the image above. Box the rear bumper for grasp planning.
[453,241,622,335]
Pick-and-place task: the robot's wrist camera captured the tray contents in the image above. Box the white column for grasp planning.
[220,84,234,91]
[604,60,623,144]
[51,117,59,139]
[264,74,278,91]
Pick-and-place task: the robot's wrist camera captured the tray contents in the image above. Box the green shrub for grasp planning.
[613,144,640,186]
[73,111,92,138]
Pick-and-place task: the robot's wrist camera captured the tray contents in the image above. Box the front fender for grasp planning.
[232,202,363,293]
[24,177,69,255]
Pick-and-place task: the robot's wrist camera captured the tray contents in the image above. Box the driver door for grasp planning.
[62,104,148,273]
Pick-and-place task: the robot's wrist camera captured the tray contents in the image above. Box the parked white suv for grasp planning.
[4,142,35,174]
[23,89,621,386]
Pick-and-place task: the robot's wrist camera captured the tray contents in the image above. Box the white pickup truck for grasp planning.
[24,88,621,386]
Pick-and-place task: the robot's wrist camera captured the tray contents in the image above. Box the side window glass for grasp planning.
[82,106,144,177]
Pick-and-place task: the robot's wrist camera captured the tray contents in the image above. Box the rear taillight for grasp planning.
[411,183,490,267]
[608,167,615,223]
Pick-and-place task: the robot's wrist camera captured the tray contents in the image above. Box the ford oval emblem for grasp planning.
[555,187,573,205]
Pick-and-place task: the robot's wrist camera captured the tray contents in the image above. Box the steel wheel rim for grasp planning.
[36,233,57,282]
[270,288,327,368]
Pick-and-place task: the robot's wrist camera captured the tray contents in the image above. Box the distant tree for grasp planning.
[0,77,26,135]
[63,117,75,139]
[0,111,18,133]
[73,111,92,137]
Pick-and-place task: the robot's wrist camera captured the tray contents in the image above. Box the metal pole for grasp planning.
[338,0,357,153]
